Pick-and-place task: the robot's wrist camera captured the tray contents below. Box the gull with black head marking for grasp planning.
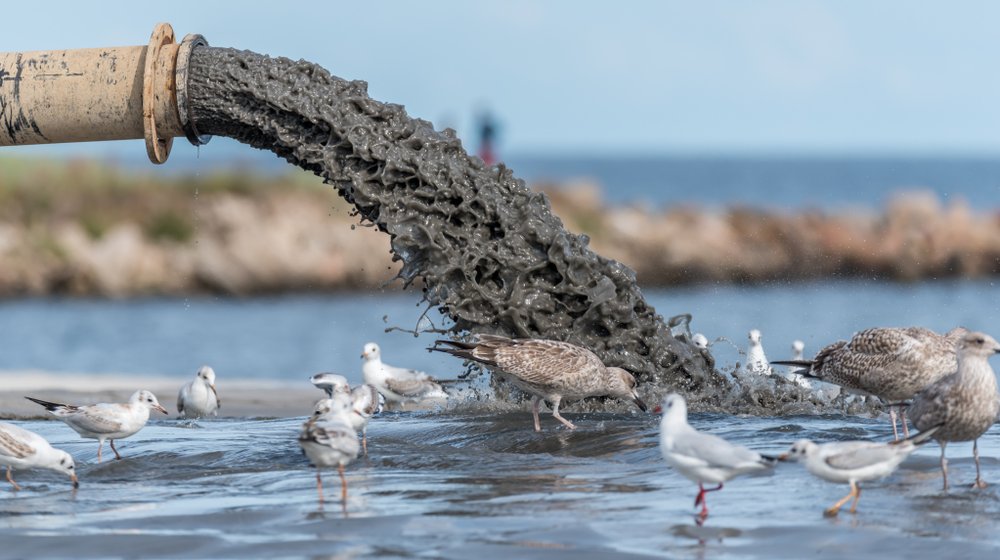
[431,334,647,431]
[780,425,941,516]
[25,390,168,462]
[0,422,78,490]
[658,393,775,522]
[177,365,221,418]
[909,330,1000,490]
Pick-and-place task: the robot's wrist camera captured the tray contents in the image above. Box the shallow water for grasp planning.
[2,413,998,558]
[1,280,998,385]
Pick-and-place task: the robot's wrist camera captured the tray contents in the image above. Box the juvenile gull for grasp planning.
[779,425,941,516]
[0,422,79,490]
[773,326,968,440]
[309,373,384,455]
[299,393,360,506]
[743,329,771,376]
[431,334,647,431]
[177,365,221,418]
[25,390,168,462]
[909,330,1000,490]
[658,393,775,522]
[361,342,447,406]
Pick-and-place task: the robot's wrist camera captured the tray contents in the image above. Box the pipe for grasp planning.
[0,23,209,164]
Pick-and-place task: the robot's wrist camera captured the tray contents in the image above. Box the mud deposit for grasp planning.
[185,47,713,396]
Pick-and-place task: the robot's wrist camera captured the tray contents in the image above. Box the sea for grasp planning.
[1,152,999,558]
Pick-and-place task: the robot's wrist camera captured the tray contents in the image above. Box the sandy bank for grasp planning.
[0,371,320,419]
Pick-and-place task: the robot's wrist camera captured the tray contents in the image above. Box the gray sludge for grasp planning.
[185,47,736,407]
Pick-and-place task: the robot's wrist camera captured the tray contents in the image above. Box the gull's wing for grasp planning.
[177,382,191,414]
[823,442,901,470]
[64,404,126,434]
[671,429,766,469]
[0,423,38,459]
[479,338,605,386]
[384,376,442,399]
[300,418,359,453]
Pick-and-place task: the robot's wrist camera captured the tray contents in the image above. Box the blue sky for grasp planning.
[5,1,1000,158]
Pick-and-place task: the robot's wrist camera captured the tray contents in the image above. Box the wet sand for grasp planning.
[0,371,320,419]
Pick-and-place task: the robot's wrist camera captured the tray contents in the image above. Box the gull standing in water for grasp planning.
[909,330,1000,490]
[299,393,360,506]
[782,340,813,388]
[780,425,941,516]
[658,393,775,522]
[773,326,967,440]
[309,373,384,455]
[25,390,168,462]
[743,329,771,376]
[361,342,447,406]
[177,366,221,418]
[0,422,79,490]
[431,334,647,431]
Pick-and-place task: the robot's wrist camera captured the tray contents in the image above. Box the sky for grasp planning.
[4,1,1000,160]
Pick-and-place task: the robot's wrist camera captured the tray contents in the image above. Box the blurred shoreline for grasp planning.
[1,157,998,297]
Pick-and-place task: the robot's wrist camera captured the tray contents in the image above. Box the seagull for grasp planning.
[299,393,360,506]
[431,334,647,431]
[25,390,168,462]
[782,340,813,389]
[743,329,771,376]
[773,327,968,440]
[177,365,221,418]
[658,393,775,522]
[309,373,384,455]
[361,342,447,406]
[779,425,941,516]
[0,422,79,490]
[692,333,709,350]
[909,330,1000,490]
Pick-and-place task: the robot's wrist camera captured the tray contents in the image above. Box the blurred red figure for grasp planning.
[477,109,498,165]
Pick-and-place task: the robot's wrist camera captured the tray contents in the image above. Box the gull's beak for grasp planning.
[361,351,369,359]
[154,403,169,415]
[652,405,663,414]
[632,391,647,412]
[210,384,221,408]
[70,473,79,488]
[777,453,790,462]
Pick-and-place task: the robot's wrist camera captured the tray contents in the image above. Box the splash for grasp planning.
[184,47,753,404]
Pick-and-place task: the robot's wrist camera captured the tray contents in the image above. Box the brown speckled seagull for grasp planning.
[773,326,968,439]
[431,334,647,431]
[909,330,1000,490]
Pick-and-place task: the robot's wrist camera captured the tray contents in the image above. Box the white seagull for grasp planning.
[177,365,221,418]
[692,333,709,350]
[744,329,771,376]
[783,340,813,388]
[0,422,79,490]
[25,390,168,462]
[780,425,941,516]
[299,393,360,506]
[361,342,447,406]
[658,393,775,521]
[309,372,384,455]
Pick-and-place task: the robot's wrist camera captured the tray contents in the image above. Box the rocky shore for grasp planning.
[1,158,997,297]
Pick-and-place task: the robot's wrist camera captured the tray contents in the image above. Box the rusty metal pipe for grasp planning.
[0,23,209,164]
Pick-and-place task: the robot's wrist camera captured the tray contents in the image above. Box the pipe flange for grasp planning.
[143,23,175,164]
[176,33,212,147]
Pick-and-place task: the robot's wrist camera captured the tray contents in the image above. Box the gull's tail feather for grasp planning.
[24,396,70,412]
[759,454,780,465]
